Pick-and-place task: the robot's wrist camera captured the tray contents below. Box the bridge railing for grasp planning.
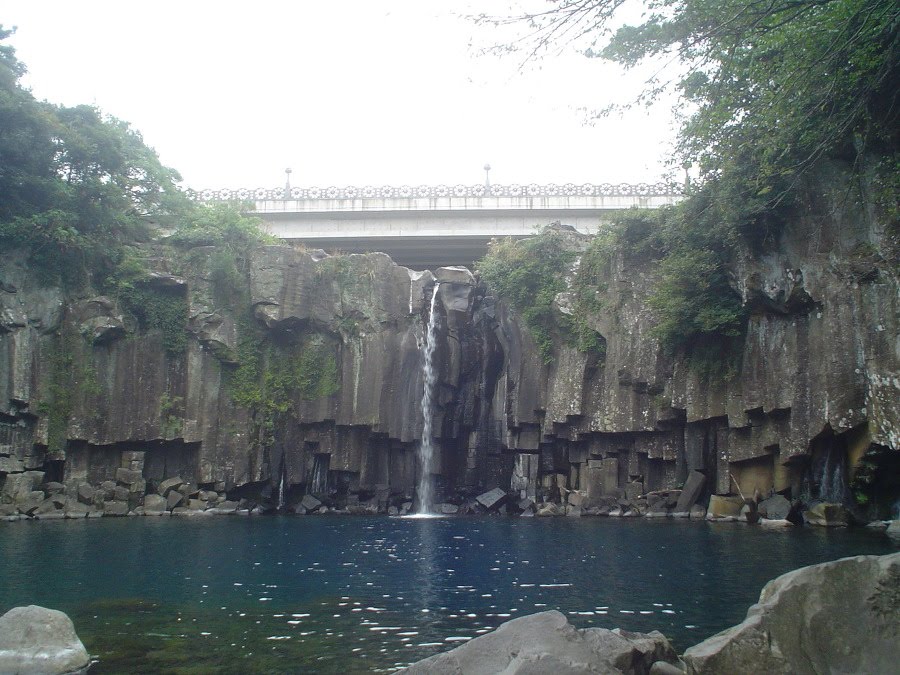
[186,181,682,203]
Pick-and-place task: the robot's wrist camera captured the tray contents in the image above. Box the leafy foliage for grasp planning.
[227,329,340,443]
[478,227,606,362]
[119,286,189,355]
[0,27,192,286]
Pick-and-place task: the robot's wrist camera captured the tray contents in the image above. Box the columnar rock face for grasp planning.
[0,163,897,516]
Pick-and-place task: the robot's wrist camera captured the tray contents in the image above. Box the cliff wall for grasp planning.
[0,172,897,520]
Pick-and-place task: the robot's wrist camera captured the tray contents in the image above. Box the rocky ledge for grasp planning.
[400,551,900,674]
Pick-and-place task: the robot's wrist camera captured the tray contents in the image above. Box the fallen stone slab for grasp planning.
[396,610,678,675]
[682,552,900,674]
[674,471,706,513]
[0,605,90,674]
[476,487,507,510]
[758,494,791,520]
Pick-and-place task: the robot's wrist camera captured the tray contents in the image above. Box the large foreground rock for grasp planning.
[682,552,900,674]
[397,610,677,674]
[0,605,90,674]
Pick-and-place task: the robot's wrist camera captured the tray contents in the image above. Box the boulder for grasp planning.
[157,476,184,496]
[166,490,184,510]
[209,500,239,515]
[396,610,678,675]
[434,266,475,286]
[76,484,95,505]
[683,553,900,675]
[803,502,848,527]
[758,494,791,521]
[112,486,130,502]
[625,481,644,501]
[689,504,707,520]
[44,481,66,495]
[142,494,166,513]
[674,471,706,513]
[0,605,90,674]
[102,500,129,516]
[887,520,900,543]
[114,467,142,485]
[300,494,322,513]
[439,503,459,514]
[536,502,564,517]
[707,495,744,520]
[476,487,507,510]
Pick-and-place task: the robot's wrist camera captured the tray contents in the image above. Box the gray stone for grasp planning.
[209,500,239,515]
[689,504,707,520]
[536,502,564,517]
[0,455,24,473]
[439,503,459,514]
[567,490,585,507]
[44,481,66,495]
[434,266,475,286]
[143,494,166,513]
[625,481,644,501]
[476,487,507,510]
[112,486,130,502]
[707,495,743,519]
[397,610,677,675]
[649,661,685,675]
[300,494,322,512]
[674,471,706,513]
[157,476,183,496]
[102,501,129,516]
[166,490,184,510]
[886,520,900,542]
[187,498,208,511]
[803,502,848,527]
[0,605,90,675]
[115,467,142,485]
[76,484,95,505]
[758,494,791,521]
[683,553,900,675]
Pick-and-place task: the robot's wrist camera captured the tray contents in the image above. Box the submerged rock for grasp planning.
[0,605,90,674]
[803,502,849,527]
[682,552,900,674]
[397,610,678,675]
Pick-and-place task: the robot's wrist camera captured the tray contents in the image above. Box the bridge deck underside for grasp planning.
[285,235,504,270]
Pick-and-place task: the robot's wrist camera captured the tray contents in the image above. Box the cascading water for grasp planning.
[277,460,286,510]
[816,444,848,504]
[416,283,440,514]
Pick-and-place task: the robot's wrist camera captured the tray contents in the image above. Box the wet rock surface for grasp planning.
[0,605,90,674]
[396,610,679,675]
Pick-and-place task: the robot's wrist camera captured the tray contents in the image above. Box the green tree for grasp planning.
[0,26,191,285]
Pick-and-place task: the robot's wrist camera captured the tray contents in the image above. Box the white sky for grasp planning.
[3,1,680,190]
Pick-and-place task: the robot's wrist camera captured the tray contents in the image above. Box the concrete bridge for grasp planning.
[189,182,680,268]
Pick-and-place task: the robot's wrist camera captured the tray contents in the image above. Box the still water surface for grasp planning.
[0,516,893,673]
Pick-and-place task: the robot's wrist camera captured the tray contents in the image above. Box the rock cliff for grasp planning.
[0,168,897,520]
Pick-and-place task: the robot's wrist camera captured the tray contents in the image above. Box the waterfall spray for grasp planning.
[416,283,440,514]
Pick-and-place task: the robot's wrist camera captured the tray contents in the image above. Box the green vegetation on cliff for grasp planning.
[478,0,897,372]
[478,228,606,362]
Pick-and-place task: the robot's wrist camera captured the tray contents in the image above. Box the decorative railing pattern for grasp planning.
[186,182,681,203]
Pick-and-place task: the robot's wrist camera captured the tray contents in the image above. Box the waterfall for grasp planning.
[311,454,329,495]
[277,467,286,511]
[416,283,440,514]
[817,444,847,504]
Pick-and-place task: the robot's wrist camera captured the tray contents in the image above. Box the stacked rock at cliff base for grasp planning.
[0,605,91,674]
[682,552,900,674]
[396,610,679,675]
